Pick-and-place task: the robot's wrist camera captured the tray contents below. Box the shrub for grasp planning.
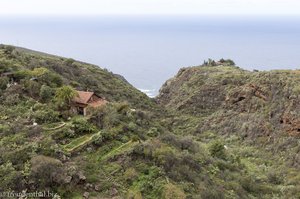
[39,85,53,102]
[64,58,75,66]
[161,134,198,153]
[154,146,178,170]
[0,77,9,90]
[124,167,138,184]
[4,147,31,168]
[14,70,31,81]
[209,140,226,159]
[3,45,15,58]
[127,191,143,199]
[267,170,283,185]
[179,137,198,153]
[0,124,10,134]
[147,127,159,137]
[40,71,63,87]
[127,122,137,132]
[30,155,65,188]
[3,93,20,105]
[115,102,130,114]
[163,183,186,199]
[89,103,131,129]
[72,117,97,135]
[32,109,60,123]
[0,161,24,192]
[23,79,41,98]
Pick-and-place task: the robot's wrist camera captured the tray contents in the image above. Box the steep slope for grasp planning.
[0,45,166,198]
[157,61,300,198]
[0,44,153,109]
[157,62,300,138]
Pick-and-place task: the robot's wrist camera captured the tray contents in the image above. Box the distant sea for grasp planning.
[1,15,300,97]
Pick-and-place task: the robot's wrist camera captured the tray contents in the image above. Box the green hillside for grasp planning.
[0,44,153,109]
[157,59,300,198]
[1,45,300,199]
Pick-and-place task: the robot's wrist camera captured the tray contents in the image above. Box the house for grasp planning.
[71,91,107,116]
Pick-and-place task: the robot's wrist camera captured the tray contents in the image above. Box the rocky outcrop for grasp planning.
[157,64,300,138]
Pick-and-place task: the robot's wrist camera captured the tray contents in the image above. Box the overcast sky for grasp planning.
[1,0,299,16]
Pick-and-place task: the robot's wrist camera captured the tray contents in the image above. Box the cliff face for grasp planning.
[157,65,300,138]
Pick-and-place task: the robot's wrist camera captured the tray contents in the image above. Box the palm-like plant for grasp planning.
[55,85,78,108]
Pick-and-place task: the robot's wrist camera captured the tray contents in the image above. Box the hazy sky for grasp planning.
[1,0,299,16]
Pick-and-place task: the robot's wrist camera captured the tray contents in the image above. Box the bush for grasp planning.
[179,137,198,153]
[3,45,15,58]
[39,85,53,102]
[209,140,226,159]
[32,109,60,123]
[89,103,131,129]
[64,58,75,66]
[3,93,20,105]
[124,167,138,184]
[23,79,41,98]
[0,124,10,134]
[72,117,97,135]
[154,146,178,170]
[0,77,9,90]
[14,70,31,81]
[267,170,283,185]
[30,155,65,189]
[163,183,186,199]
[40,71,63,87]
[0,161,24,192]
[147,127,159,137]
[161,134,198,153]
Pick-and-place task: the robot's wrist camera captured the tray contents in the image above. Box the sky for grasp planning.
[1,0,300,16]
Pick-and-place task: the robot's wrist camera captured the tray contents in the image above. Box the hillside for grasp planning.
[157,59,300,198]
[0,45,164,198]
[0,44,153,109]
[1,45,300,199]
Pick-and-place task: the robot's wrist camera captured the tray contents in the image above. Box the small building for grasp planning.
[71,91,107,116]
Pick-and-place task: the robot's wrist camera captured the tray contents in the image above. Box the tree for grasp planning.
[55,85,78,108]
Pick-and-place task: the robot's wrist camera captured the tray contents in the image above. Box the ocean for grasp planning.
[1,15,300,97]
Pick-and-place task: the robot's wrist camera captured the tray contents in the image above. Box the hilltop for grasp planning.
[1,45,300,199]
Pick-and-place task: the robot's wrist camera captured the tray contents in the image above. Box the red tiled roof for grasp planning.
[89,99,108,107]
[73,91,94,104]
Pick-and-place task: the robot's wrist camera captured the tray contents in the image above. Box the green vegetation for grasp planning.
[55,85,78,107]
[0,45,161,198]
[1,47,300,198]
[157,59,300,198]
